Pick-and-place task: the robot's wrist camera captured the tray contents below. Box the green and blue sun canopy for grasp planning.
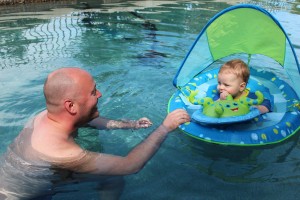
[173,4,300,96]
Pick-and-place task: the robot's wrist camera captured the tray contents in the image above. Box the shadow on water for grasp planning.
[78,7,167,60]
[195,131,300,158]
[180,130,300,183]
[76,0,168,69]
[129,11,168,68]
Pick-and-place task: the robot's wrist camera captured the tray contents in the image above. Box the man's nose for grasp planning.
[96,90,102,98]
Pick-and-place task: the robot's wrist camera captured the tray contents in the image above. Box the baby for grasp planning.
[214,59,271,114]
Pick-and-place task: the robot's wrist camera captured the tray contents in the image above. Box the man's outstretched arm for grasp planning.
[87,116,152,130]
[76,109,190,175]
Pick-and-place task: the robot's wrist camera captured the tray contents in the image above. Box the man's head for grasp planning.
[44,67,102,125]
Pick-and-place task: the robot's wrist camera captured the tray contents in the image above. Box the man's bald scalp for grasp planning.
[43,68,82,112]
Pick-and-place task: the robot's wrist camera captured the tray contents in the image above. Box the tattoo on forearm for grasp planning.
[107,120,136,129]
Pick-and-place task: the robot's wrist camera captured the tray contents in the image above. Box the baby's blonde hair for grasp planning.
[219,59,250,83]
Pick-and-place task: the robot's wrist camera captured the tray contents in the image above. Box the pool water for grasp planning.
[0,0,300,199]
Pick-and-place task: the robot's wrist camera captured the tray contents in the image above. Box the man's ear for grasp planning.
[240,82,246,92]
[64,100,77,115]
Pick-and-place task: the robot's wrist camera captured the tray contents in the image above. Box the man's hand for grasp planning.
[133,118,153,129]
[163,109,190,132]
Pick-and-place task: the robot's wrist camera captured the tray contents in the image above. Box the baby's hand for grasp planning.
[220,91,229,100]
[134,117,153,129]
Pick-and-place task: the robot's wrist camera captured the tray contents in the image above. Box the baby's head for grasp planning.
[219,59,250,83]
[217,59,250,98]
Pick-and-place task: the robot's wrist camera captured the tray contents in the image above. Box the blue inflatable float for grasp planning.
[168,4,300,146]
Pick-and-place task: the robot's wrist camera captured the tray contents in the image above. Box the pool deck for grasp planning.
[0,0,73,5]
[0,0,77,14]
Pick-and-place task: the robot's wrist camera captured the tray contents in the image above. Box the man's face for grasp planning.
[77,73,102,123]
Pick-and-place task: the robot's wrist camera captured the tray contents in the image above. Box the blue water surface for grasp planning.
[0,0,300,199]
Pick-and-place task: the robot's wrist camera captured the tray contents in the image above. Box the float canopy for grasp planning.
[173,4,300,97]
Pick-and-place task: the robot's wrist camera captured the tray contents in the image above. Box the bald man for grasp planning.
[0,67,190,199]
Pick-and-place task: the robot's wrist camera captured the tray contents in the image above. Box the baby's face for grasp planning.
[217,72,245,98]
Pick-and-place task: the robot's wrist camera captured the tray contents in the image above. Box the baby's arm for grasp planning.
[253,98,271,114]
[253,105,269,114]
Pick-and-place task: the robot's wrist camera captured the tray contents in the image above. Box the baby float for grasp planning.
[168,4,300,146]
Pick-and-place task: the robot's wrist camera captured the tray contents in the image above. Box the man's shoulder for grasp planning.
[31,113,84,161]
